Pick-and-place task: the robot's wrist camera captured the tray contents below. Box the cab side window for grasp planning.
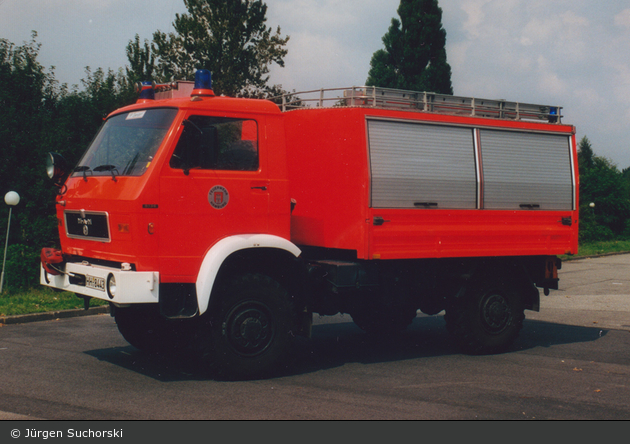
[170,116,258,171]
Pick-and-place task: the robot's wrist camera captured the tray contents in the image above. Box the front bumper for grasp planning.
[40,262,159,305]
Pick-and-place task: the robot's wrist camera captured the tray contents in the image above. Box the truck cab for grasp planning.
[42,73,302,377]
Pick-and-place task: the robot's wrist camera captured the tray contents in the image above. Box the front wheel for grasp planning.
[202,273,296,379]
[445,284,525,355]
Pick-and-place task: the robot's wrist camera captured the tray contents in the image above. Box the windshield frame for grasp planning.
[73,107,179,178]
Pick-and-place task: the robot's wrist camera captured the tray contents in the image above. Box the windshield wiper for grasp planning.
[93,164,119,182]
[74,166,92,182]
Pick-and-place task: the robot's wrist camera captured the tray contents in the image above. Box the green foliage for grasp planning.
[576,239,630,257]
[0,287,107,317]
[1,33,59,292]
[0,34,134,292]
[577,135,594,171]
[126,34,157,86]
[128,0,289,97]
[577,136,630,242]
[2,244,41,290]
[366,0,453,94]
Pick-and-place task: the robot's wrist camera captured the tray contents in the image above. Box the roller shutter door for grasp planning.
[368,120,477,209]
[479,130,573,210]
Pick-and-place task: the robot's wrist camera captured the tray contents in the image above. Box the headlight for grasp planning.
[107,274,117,299]
[46,152,69,184]
[46,153,55,179]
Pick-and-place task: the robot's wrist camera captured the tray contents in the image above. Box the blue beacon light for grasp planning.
[137,81,155,100]
[192,69,215,96]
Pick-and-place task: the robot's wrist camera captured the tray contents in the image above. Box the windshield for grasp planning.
[74,108,178,177]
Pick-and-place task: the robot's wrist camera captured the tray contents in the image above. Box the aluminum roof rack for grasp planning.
[271,86,563,124]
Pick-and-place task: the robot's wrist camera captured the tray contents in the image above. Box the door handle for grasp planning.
[414,202,438,208]
[250,181,268,191]
[373,216,391,226]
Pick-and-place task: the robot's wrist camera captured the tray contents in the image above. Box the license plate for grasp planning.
[86,275,105,291]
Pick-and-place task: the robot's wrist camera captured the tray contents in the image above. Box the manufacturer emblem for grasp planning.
[208,185,229,209]
[77,215,93,236]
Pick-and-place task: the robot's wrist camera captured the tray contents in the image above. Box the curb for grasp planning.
[0,305,110,325]
[562,251,630,261]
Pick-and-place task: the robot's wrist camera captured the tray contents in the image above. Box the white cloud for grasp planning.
[460,0,493,39]
[271,29,378,90]
[614,8,630,27]
[267,0,400,90]
[611,62,630,106]
[562,11,589,27]
[535,55,567,96]
[520,11,588,45]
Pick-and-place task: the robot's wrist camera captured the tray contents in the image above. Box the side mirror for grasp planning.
[46,152,70,186]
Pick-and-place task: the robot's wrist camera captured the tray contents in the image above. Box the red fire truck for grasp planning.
[41,70,578,378]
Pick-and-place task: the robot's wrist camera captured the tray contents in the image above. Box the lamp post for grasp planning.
[1,191,20,293]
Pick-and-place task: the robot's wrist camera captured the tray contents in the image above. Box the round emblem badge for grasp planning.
[208,185,229,209]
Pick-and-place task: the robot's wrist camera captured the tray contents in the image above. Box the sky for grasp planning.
[2,0,630,168]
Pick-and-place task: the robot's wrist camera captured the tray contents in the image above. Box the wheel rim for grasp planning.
[223,301,275,357]
[479,292,511,334]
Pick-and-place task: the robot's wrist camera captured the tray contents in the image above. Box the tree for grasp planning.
[0,34,134,290]
[145,0,289,97]
[577,136,630,242]
[125,34,157,87]
[577,135,594,171]
[0,33,63,289]
[366,0,453,94]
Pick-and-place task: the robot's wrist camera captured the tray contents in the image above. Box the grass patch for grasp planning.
[0,287,107,317]
[561,239,630,261]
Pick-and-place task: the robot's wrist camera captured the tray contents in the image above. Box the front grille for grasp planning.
[65,211,111,242]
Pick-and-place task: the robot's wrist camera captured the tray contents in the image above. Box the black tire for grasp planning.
[445,283,525,355]
[114,304,195,354]
[351,307,417,335]
[202,273,296,379]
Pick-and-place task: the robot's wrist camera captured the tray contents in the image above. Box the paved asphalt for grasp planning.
[527,253,630,331]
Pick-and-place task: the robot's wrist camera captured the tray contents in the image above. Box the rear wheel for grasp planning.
[445,283,525,355]
[202,273,296,379]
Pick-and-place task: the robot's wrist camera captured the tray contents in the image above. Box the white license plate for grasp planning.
[86,275,105,291]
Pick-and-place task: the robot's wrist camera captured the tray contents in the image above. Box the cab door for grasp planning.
[159,114,269,282]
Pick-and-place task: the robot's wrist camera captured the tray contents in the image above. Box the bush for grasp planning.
[578,137,630,242]
[2,243,41,291]
[579,222,615,243]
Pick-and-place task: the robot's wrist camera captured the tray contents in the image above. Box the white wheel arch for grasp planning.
[195,234,301,315]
